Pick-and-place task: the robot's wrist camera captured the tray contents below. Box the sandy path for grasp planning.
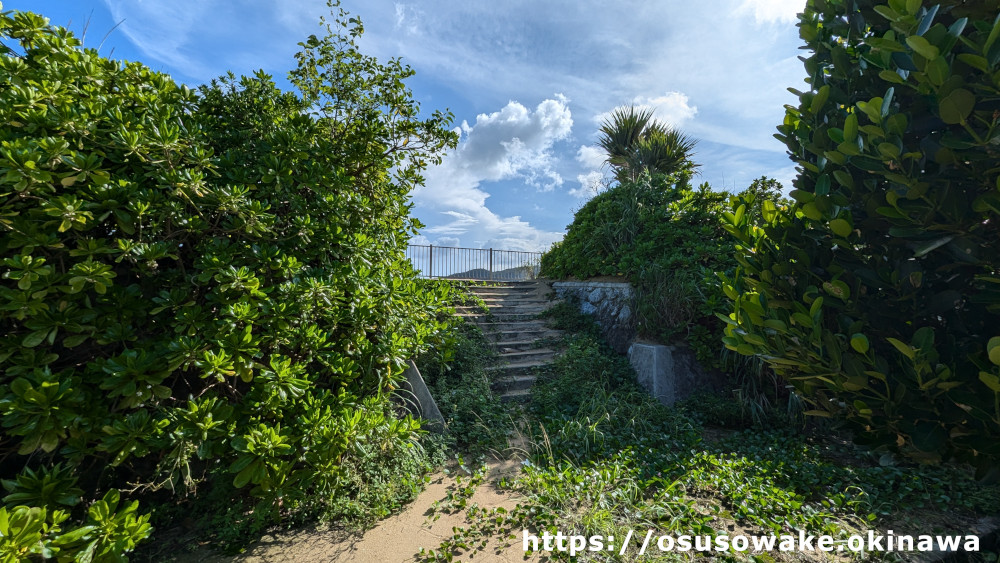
[180,461,535,563]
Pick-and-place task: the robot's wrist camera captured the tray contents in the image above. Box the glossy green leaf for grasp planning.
[811,85,830,114]
[988,336,1000,366]
[843,112,859,142]
[981,372,1000,391]
[939,89,975,125]
[887,338,914,359]
[830,218,852,237]
[850,333,870,354]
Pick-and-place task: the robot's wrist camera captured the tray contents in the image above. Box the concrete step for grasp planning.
[487,290,554,300]
[482,299,549,306]
[481,304,550,311]
[492,374,537,393]
[461,292,546,299]
[485,328,552,339]
[479,297,550,303]
[496,339,561,351]
[493,339,541,351]
[468,288,540,296]
[467,282,539,289]
[499,348,557,361]
[484,330,553,341]
[487,359,552,377]
[454,306,489,314]
[482,320,548,331]
[456,304,549,313]
[461,280,558,405]
[499,388,533,403]
[459,312,542,322]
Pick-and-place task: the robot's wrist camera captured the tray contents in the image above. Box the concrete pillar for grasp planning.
[627,343,676,406]
[400,360,447,433]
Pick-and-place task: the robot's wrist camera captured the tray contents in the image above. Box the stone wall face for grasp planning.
[551,281,636,354]
[550,279,726,406]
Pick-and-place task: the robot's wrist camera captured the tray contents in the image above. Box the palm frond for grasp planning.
[597,105,698,182]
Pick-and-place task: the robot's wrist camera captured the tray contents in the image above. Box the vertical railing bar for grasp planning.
[403,245,542,281]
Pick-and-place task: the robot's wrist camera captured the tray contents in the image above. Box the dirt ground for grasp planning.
[172,460,535,563]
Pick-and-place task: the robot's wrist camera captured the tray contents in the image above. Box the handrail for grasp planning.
[406,244,542,281]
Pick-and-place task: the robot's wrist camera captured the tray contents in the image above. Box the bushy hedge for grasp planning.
[542,174,727,362]
[542,174,782,365]
[0,5,457,558]
[721,0,1000,473]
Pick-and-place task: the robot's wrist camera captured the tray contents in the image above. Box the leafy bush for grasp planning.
[721,0,1000,473]
[514,327,998,559]
[0,490,150,561]
[416,320,513,455]
[541,174,782,366]
[0,3,458,556]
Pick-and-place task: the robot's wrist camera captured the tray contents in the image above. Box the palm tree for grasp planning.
[598,106,699,183]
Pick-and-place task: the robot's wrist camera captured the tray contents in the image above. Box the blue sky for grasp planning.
[6,0,807,251]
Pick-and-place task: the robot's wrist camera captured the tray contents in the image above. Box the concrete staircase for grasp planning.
[456,280,561,402]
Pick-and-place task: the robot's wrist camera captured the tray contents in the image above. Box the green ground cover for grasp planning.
[420,303,999,562]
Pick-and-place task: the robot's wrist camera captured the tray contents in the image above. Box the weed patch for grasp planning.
[417,321,514,456]
[421,315,999,561]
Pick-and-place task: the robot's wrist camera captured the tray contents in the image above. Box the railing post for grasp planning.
[405,244,542,281]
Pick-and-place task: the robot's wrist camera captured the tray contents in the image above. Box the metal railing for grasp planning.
[406,244,542,281]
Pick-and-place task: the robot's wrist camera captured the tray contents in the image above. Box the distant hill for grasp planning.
[444,265,538,280]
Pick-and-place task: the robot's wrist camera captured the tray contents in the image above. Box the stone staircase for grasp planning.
[456,280,561,402]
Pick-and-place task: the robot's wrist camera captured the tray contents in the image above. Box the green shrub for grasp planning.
[721,0,1000,474]
[417,321,512,455]
[0,3,458,555]
[0,490,150,561]
[541,174,782,366]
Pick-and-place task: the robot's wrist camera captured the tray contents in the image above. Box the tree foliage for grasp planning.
[598,106,699,183]
[542,173,746,365]
[721,0,1000,474]
[0,3,458,557]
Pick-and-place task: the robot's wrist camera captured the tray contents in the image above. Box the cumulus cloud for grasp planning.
[450,96,572,191]
[570,171,607,199]
[571,146,610,199]
[91,0,806,247]
[411,97,572,250]
[576,145,606,169]
[738,0,805,25]
[635,92,700,128]
[432,236,461,247]
[595,92,699,130]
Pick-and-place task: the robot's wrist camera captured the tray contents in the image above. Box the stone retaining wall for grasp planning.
[551,281,636,354]
[550,279,726,406]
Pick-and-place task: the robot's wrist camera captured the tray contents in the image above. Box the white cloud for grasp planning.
[393,2,421,35]
[768,165,799,195]
[572,146,610,199]
[102,0,317,81]
[411,97,571,251]
[89,0,807,248]
[451,96,572,191]
[595,92,699,130]
[636,92,700,128]
[432,236,461,247]
[571,171,607,199]
[738,0,805,25]
[576,145,606,169]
